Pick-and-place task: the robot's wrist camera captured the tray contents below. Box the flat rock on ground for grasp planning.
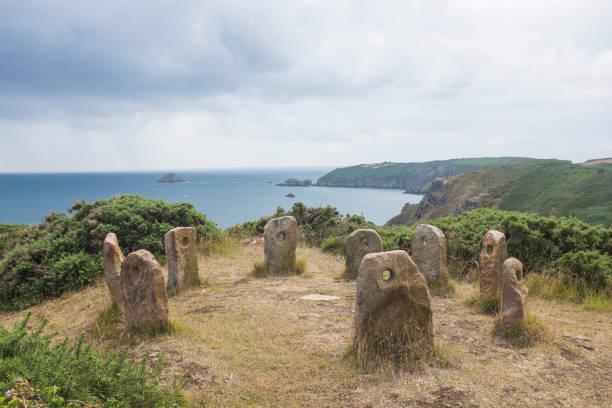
[1,244,611,407]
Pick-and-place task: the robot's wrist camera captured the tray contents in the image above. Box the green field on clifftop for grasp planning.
[316,157,536,193]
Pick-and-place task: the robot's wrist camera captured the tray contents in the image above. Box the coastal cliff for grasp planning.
[316,157,536,193]
[386,159,612,227]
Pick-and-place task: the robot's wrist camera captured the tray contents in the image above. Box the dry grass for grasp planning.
[526,272,612,312]
[250,254,307,277]
[492,313,550,347]
[1,242,611,407]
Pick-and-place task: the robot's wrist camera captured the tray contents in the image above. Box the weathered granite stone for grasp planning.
[120,250,169,331]
[501,257,528,330]
[263,216,298,274]
[345,229,383,279]
[479,230,508,301]
[103,233,124,305]
[354,250,433,365]
[411,224,449,286]
[164,227,199,291]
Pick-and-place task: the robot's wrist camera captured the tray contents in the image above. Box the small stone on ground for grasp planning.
[299,294,340,301]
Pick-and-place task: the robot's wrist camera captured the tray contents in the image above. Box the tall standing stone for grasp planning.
[479,230,508,302]
[344,229,383,279]
[354,250,433,366]
[120,250,169,331]
[103,233,124,306]
[411,224,449,287]
[263,216,298,275]
[501,257,528,330]
[164,227,199,292]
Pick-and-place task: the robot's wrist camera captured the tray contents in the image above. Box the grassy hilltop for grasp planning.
[316,157,536,193]
[1,197,611,406]
[388,159,612,227]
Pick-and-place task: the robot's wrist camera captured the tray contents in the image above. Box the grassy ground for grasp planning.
[1,241,611,407]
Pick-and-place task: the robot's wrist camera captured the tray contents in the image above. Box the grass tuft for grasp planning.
[428,278,457,298]
[198,235,240,258]
[250,260,266,277]
[464,295,499,314]
[492,313,549,347]
[479,296,500,315]
[583,292,612,312]
[294,257,307,275]
[93,301,122,341]
[250,257,306,277]
[525,272,611,312]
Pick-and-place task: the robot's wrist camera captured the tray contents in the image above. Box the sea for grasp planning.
[0,168,422,228]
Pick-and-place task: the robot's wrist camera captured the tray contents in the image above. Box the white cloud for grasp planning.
[0,0,611,172]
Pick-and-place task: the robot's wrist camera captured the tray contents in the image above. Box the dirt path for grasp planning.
[2,241,611,407]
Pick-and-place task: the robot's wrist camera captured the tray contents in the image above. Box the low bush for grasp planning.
[0,314,185,407]
[377,208,612,298]
[0,195,221,310]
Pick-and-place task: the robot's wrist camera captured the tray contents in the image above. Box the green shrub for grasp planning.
[321,236,346,255]
[0,195,221,310]
[0,314,185,407]
[228,202,374,248]
[377,208,612,296]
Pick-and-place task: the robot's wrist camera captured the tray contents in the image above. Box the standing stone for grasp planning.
[501,257,528,330]
[103,233,124,306]
[164,227,199,292]
[344,229,383,279]
[354,250,433,366]
[263,216,298,274]
[411,224,449,287]
[120,250,169,331]
[479,230,508,302]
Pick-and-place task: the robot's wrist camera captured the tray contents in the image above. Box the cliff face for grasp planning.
[316,157,536,193]
[386,178,494,225]
[386,160,612,227]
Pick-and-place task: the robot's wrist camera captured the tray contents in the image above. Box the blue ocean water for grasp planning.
[0,169,421,228]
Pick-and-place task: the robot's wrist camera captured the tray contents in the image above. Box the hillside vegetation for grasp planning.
[388,159,612,227]
[229,203,611,300]
[0,315,185,407]
[316,157,536,193]
[0,195,220,310]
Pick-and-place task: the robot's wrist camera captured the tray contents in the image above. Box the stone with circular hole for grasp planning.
[501,257,528,330]
[411,224,449,287]
[354,250,433,366]
[164,227,199,292]
[479,230,508,302]
[263,216,298,275]
[120,249,169,331]
[103,232,124,306]
[345,229,383,279]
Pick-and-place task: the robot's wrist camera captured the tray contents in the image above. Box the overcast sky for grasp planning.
[0,0,611,172]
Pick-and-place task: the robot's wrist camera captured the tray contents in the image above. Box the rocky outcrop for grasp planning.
[277,179,312,186]
[157,173,184,183]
